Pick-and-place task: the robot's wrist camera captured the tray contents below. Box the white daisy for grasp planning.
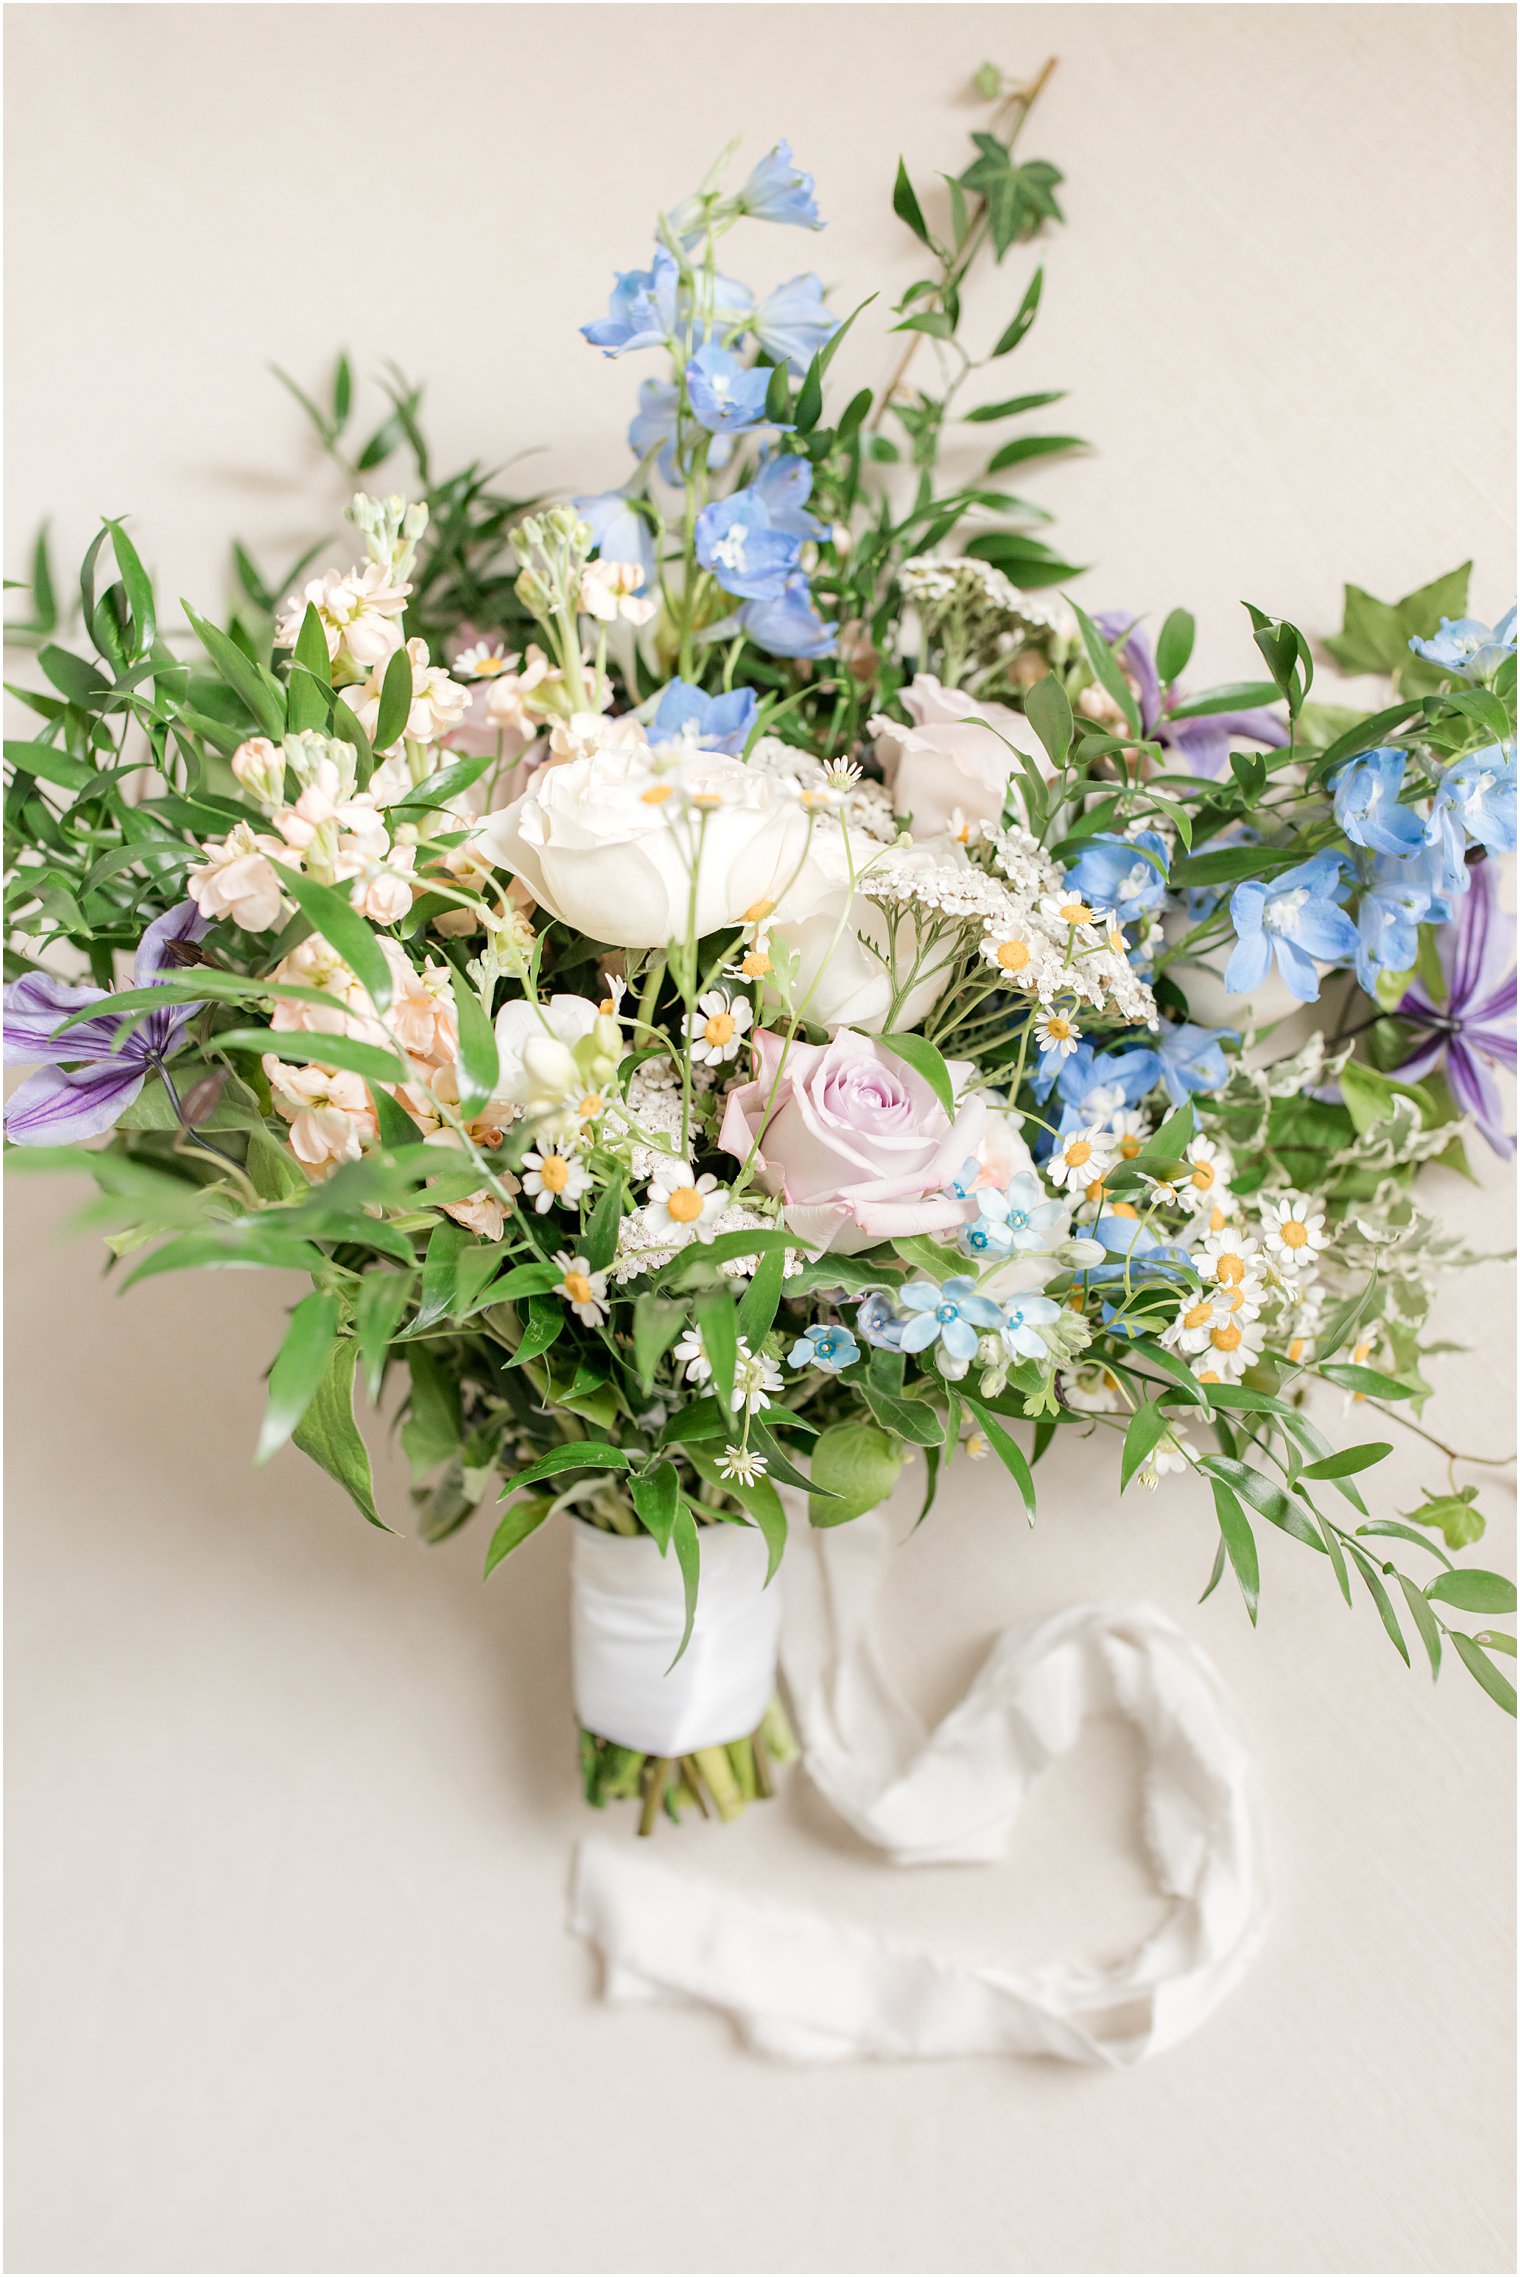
[685,987,752,1067]
[553,1252,608,1327]
[1048,1125,1119,1192]
[1138,1426,1195,1492]
[1261,1190,1331,1267]
[1189,1311,1264,1383]
[1180,1136,1233,1212]
[1109,1109,1151,1163]
[1034,1007,1083,1061]
[646,1159,728,1244]
[718,1446,768,1487]
[522,1146,591,1214]
[1039,889,1102,941]
[1194,1225,1262,1288]
[454,640,516,680]
[731,1339,784,1416]
[1059,1361,1125,1414]
[672,1327,711,1385]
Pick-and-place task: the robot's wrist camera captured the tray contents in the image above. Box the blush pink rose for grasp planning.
[717,1028,987,1254]
[870,673,1049,838]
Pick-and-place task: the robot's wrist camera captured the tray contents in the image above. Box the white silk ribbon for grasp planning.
[569,1501,1271,2066]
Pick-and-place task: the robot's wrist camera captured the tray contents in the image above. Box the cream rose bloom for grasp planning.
[871,674,1048,838]
[762,825,950,1033]
[476,742,809,950]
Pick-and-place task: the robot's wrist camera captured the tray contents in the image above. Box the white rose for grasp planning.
[871,673,1048,838]
[476,745,808,950]
[764,824,949,1032]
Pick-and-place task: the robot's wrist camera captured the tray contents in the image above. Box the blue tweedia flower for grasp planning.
[856,1290,906,1350]
[1331,747,1426,858]
[695,487,801,600]
[1225,852,1359,1002]
[1150,1022,1235,1106]
[957,1169,1068,1263]
[572,488,657,587]
[740,572,837,659]
[1427,745,1517,867]
[1000,1295,1062,1363]
[582,251,678,355]
[1063,830,1169,926]
[898,1278,1005,1374]
[685,343,779,436]
[737,140,823,228]
[788,1322,861,1373]
[649,679,758,756]
[753,274,838,373]
[1409,607,1516,678]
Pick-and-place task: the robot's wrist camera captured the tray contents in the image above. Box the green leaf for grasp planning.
[1023,672,1072,768]
[483,1494,556,1578]
[368,1078,421,1149]
[1425,1569,1517,1615]
[356,1269,412,1403]
[630,1461,681,1552]
[1318,1362,1417,1401]
[292,601,332,686]
[963,389,1066,423]
[413,1219,468,1330]
[183,600,285,738]
[256,1291,342,1465]
[1345,1543,1410,1666]
[1069,596,1141,738]
[374,645,413,753]
[4,738,96,792]
[892,158,933,246]
[1300,1442,1393,1481]
[669,1504,701,1669]
[217,1026,408,1087]
[268,860,393,1011]
[631,1293,685,1391]
[1393,1571,1443,1680]
[1166,681,1281,721]
[862,1384,946,1446]
[1120,1402,1172,1492]
[1356,1519,1454,1568]
[986,432,1084,474]
[499,1442,629,1496]
[879,1030,955,1118]
[1450,1631,1516,1717]
[808,1420,903,1526]
[1475,1631,1517,1656]
[960,1395,1035,1519]
[291,1338,387,1529]
[1403,1487,1486,1549]
[1211,1480,1260,1624]
[1155,609,1195,686]
[990,264,1043,355]
[1396,562,1471,641]
[581,1177,624,1274]
[736,1245,787,1348]
[447,970,498,1119]
[505,1294,563,1368]
[794,354,824,434]
[387,749,494,819]
[400,1345,461,1481]
[695,1291,739,1416]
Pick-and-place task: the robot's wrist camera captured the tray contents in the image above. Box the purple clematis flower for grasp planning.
[1395,858,1516,1155]
[1095,613,1289,778]
[3,901,208,1146]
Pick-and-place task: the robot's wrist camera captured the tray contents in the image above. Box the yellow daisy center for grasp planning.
[1120,1134,1142,1158]
[1190,1163,1215,1190]
[1064,1138,1093,1168]
[1287,1337,1307,1362]
[1280,1218,1309,1248]
[640,783,675,805]
[1183,1299,1214,1331]
[743,898,777,924]
[1059,900,1093,926]
[741,950,772,978]
[578,1093,603,1121]
[1211,1322,1243,1353]
[1209,1205,1228,1231]
[689,790,724,808]
[1085,1177,1107,1204]
[703,1012,736,1047]
[997,938,1030,972]
[539,1155,571,1193]
[563,1272,593,1305]
[1110,1200,1138,1220]
[665,1185,705,1225]
[1196,1369,1222,1384]
[1215,1252,1246,1286]
[1045,1016,1073,1041]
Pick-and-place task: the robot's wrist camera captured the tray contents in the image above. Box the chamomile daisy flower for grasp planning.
[1190,1312,1264,1382]
[1138,1426,1195,1492]
[522,1146,591,1213]
[1048,1125,1119,1192]
[1040,890,1102,941]
[978,925,1040,985]
[1110,1109,1151,1162]
[672,1327,711,1385]
[647,1158,727,1243]
[685,987,752,1066]
[1180,1137,1233,1212]
[553,1252,609,1326]
[718,1446,768,1487]
[454,640,516,679]
[732,1340,784,1415]
[1194,1225,1262,1288]
[1261,1190,1331,1266]
[1035,1008,1083,1061]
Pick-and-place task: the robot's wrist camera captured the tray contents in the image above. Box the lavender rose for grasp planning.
[718,1027,986,1253]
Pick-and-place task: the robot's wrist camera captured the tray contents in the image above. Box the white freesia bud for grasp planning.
[230,737,285,809]
[477,744,809,950]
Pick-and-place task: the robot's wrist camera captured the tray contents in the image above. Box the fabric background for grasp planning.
[4,6,1515,2271]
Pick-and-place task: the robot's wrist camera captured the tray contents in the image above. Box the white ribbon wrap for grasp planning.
[570,1520,783,1758]
[569,1501,1271,2066]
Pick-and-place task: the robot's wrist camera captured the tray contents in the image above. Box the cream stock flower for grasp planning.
[275,561,410,671]
[578,559,657,626]
[264,1060,377,1170]
[187,822,288,933]
[353,637,470,750]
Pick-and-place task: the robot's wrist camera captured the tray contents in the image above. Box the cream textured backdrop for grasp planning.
[3,6,1516,2273]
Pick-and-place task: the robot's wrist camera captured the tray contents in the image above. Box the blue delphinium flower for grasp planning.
[572,488,657,587]
[1226,852,1358,1002]
[1427,746,1517,867]
[649,679,758,756]
[857,1290,906,1350]
[750,453,824,537]
[737,140,823,228]
[753,274,838,373]
[1150,1022,1235,1106]
[1409,607,1516,678]
[685,343,777,436]
[788,1322,861,1373]
[740,572,837,659]
[1332,746,1426,857]
[897,1276,1004,1378]
[581,251,678,355]
[1000,1295,1062,1363]
[1063,830,1169,926]
[694,488,800,599]
[1353,851,1438,992]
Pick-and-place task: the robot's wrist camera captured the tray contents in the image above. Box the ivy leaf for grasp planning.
[1403,1485,1486,1549]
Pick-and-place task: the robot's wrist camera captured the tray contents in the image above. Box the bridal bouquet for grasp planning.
[6,67,1516,1834]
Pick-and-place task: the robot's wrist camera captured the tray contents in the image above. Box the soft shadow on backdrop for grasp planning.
[4,7,1516,2274]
